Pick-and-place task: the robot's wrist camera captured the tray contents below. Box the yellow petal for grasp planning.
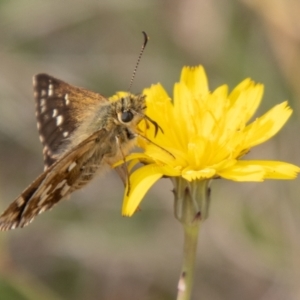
[228,79,264,123]
[244,160,300,179]
[218,160,300,181]
[180,66,209,97]
[122,165,164,216]
[218,163,265,181]
[243,101,292,148]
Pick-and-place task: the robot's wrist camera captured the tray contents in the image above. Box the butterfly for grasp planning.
[0,33,158,230]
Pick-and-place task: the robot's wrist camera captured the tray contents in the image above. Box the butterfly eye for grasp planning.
[121,111,134,123]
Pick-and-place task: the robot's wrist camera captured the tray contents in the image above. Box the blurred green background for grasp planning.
[0,0,300,299]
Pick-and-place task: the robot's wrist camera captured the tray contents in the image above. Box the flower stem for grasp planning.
[176,223,201,300]
[172,178,211,300]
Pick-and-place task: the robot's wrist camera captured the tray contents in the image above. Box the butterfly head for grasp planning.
[115,93,146,127]
[113,93,162,137]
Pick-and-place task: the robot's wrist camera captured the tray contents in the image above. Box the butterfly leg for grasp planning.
[114,165,128,186]
[115,135,132,196]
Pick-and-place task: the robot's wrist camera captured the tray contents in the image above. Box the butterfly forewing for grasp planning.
[34,74,108,168]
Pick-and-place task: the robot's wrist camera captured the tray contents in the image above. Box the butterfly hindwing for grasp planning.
[33,74,109,169]
[0,129,110,230]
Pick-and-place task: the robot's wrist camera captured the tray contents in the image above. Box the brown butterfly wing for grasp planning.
[0,129,110,230]
[33,74,109,169]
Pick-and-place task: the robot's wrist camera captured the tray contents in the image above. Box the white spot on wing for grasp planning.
[16,197,25,207]
[60,184,70,196]
[39,194,48,205]
[56,115,63,126]
[52,109,58,117]
[48,84,54,96]
[63,131,69,137]
[40,184,52,198]
[68,162,77,172]
[41,89,47,97]
[38,206,47,214]
[52,180,70,197]
[40,98,46,113]
[64,94,70,105]
[43,146,49,154]
[53,180,66,192]
[38,184,52,205]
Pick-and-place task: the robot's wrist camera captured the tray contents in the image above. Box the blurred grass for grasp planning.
[0,0,300,299]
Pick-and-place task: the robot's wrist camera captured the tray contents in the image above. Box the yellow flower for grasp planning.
[122,66,299,216]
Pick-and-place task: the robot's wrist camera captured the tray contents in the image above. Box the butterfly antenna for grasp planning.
[128,31,149,92]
